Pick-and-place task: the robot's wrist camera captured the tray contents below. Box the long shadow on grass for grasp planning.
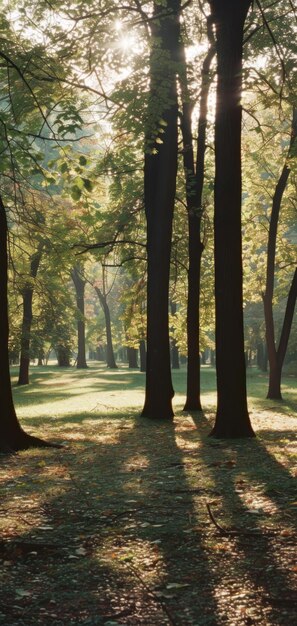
[0,414,221,626]
[190,412,297,625]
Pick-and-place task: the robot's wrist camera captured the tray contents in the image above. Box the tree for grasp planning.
[178,15,215,410]
[93,269,118,369]
[71,265,88,369]
[17,243,43,385]
[0,199,58,451]
[242,0,297,396]
[209,0,255,437]
[169,300,180,369]
[263,109,297,399]
[141,0,181,420]
[0,5,84,448]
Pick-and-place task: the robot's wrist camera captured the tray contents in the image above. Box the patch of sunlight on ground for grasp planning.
[17,389,145,419]
[122,455,150,471]
[98,540,166,587]
[235,485,279,515]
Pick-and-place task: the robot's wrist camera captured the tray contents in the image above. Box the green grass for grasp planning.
[11,362,297,427]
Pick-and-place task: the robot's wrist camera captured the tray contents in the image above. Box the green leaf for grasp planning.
[60,162,68,174]
[83,178,93,192]
[71,186,82,201]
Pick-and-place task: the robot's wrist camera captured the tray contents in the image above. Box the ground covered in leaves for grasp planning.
[0,365,296,626]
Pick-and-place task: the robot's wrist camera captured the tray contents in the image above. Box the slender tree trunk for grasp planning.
[263,109,297,399]
[257,342,265,370]
[262,344,268,372]
[266,267,297,398]
[209,0,255,437]
[171,342,180,369]
[94,286,117,369]
[0,198,57,451]
[170,301,180,369]
[96,345,105,361]
[71,267,88,369]
[17,247,42,385]
[139,339,147,372]
[56,345,71,367]
[127,347,138,368]
[141,0,180,420]
[277,268,297,371]
[210,349,215,366]
[179,21,215,411]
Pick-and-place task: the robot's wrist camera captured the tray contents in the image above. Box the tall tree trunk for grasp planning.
[265,267,297,398]
[139,339,146,372]
[209,0,255,437]
[277,268,297,371]
[56,345,71,367]
[263,108,297,399]
[210,349,215,366]
[94,286,117,369]
[96,345,106,361]
[0,199,57,451]
[179,20,215,411]
[127,347,138,369]
[71,267,88,369]
[171,342,180,369]
[141,0,180,420]
[256,342,268,372]
[17,246,42,385]
[170,301,180,369]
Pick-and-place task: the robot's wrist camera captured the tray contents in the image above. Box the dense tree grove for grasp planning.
[0,0,296,449]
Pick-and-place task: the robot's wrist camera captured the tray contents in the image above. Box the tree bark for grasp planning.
[170,301,179,369]
[263,108,297,399]
[141,0,180,419]
[266,267,297,398]
[170,342,180,369]
[257,342,266,371]
[71,267,88,369]
[179,20,215,411]
[94,286,117,369]
[0,198,58,451]
[127,347,138,368]
[96,345,106,361]
[17,246,42,385]
[209,0,255,437]
[277,268,297,371]
[56,345,71,367]
[139,339,146,372]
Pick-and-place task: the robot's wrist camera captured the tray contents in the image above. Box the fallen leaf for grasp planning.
[15,589,31,598]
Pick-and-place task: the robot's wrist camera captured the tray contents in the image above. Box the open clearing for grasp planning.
[0,365,296,626]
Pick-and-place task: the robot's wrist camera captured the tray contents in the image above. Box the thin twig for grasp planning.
[206,503,277,537]
[126,562,179,626]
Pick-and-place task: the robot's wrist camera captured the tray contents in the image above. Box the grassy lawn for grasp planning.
[0,364,296,625]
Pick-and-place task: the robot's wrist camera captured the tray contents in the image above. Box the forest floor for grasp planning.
[0,365,296,626]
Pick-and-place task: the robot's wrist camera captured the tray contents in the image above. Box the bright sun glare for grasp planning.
[118,33,136,52]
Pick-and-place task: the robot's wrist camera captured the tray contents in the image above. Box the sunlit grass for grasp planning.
[9,362,296,448]
[11,362,297,421]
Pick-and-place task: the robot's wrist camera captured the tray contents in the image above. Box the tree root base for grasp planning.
[0,431,63,454]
